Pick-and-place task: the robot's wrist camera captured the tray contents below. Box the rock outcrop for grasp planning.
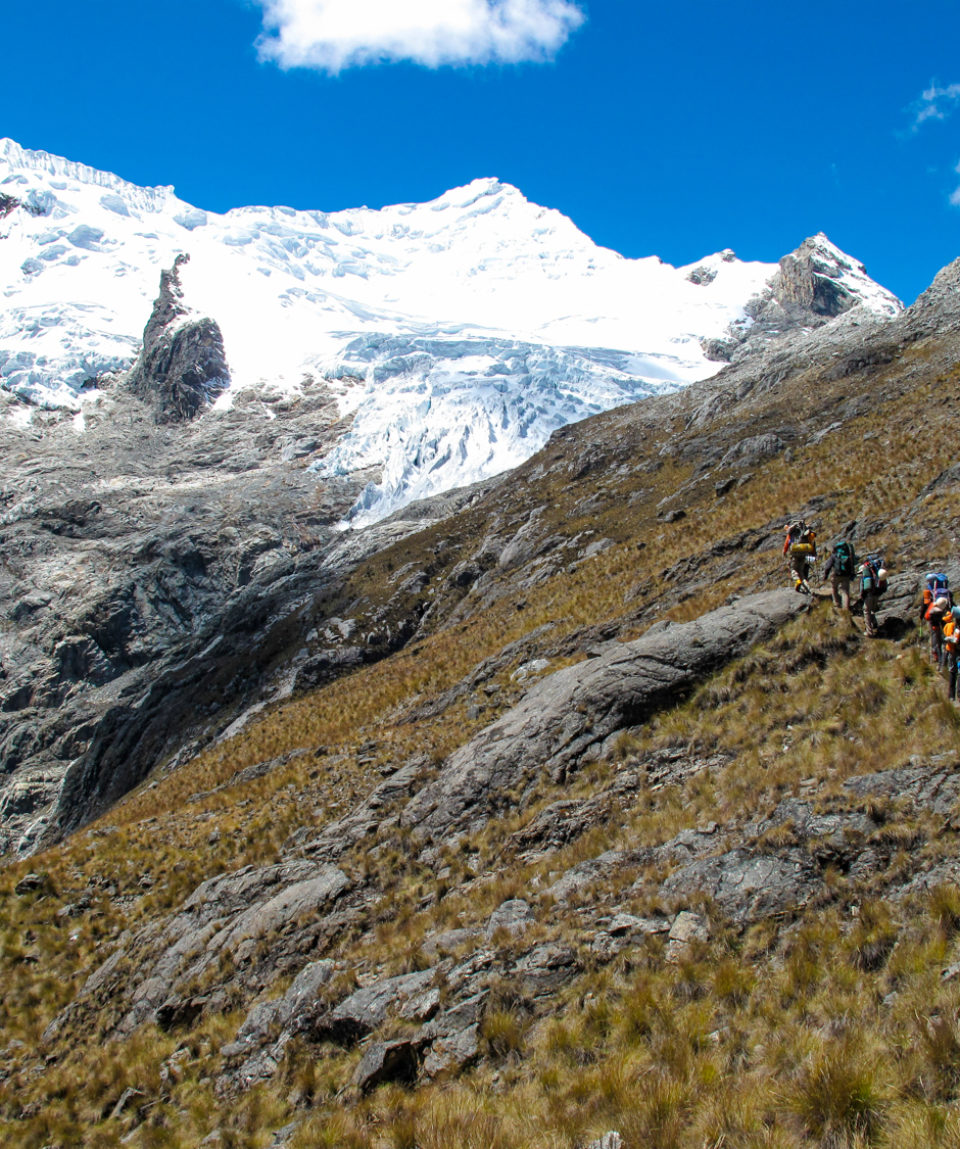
[702,233,900,364]
[775,234,868,317]
[126,255,229,423]
[402,589,809,843]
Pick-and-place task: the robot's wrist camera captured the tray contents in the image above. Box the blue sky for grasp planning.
[5,0,960,303]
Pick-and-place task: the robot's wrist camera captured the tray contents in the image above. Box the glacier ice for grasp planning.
[0,138,902,523]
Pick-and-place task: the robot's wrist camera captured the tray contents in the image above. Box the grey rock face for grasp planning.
[547,849,629,903]
[719,433,785,468]
[52,860,351,1038]
[402,589,808,842]
[687,265,718,286]
[127,255,229,423]
[484,898,534,940]
[660,848,821,924]
[352,1038,424,1092]
[586,1134,624,1149]
[421,928,479,958]
[512,943,579,995]
[665,910,710,961]
[420,1023,480,1078]
[700,234,900,366]
[776,236,864,318]
[844,758,960,815]
[304,968,437,1045]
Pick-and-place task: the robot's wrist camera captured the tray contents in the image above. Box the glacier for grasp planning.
[0,138,902,523]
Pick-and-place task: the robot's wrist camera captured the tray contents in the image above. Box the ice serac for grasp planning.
[127,254,230,423]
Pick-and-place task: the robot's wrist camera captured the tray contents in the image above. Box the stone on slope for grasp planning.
[303,968,437,1045]
[660,848,821,925]
[402,589,808,842]
[231,960,336,1050]
[484,899,535,940]
[352,1039,423,1093]
[420,1024,480,1079]
[107,861,349,1034]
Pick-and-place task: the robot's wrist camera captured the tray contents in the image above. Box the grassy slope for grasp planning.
[3,322,960,1146]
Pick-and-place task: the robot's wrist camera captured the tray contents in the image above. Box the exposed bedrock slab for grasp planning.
[402,589,807,842]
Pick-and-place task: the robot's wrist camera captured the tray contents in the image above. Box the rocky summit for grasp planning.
[4,149,960,1147]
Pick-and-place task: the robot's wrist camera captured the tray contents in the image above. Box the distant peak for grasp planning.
[777,234,901,318]
[428,177,526,213]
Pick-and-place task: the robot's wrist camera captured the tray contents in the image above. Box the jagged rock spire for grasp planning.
[126,254,230,423]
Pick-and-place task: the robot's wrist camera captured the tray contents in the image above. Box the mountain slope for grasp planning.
[0,254,959,1147]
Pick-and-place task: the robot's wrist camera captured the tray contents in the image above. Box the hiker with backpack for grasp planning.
[824,538,857,611]
[858,553,888,638]
[783,519,817,595]
[944,606,960,701]
[922,572,951,667]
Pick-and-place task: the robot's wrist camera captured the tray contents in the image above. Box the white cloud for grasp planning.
[253,0,586,72]
[913,82,960,130]
[909,84,960,208]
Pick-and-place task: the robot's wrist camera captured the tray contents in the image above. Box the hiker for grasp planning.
[945,606,960,701]
[858,553,887,638]
[922,572,952,667]
[783,519,817,595]
[823,538,856,611]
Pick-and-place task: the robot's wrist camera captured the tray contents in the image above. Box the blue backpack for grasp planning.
[833,540,856,578]
[861,554,886,593]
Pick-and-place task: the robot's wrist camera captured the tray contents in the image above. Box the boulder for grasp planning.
[665,910,710,962]
[547,850,630,903]
[512,944,579,996]
[484,899,535,941]
[421,1024,480,1079]
[844,758,960,816]
[660,849,821,925]
[14,872,46,895]
[233,960,336,1047]
[305,968,437,1045]
[586,1135,623,1149]
[421,928,479,958]
[352,1038,423,1093]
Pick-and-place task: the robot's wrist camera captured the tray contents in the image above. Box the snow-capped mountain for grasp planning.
[0,139,901,522]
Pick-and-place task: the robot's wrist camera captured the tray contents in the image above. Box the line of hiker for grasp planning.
[784,520,960,698]
[782,520,886,637]
[921,570,960,702]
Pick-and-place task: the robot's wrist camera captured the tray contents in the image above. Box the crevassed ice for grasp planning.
[0,140,902,522]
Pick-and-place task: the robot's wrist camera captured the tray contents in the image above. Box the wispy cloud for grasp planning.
[912,82,960,130]
[908,83,960,208]
[951,161,960,208]
[253,0,586,72]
